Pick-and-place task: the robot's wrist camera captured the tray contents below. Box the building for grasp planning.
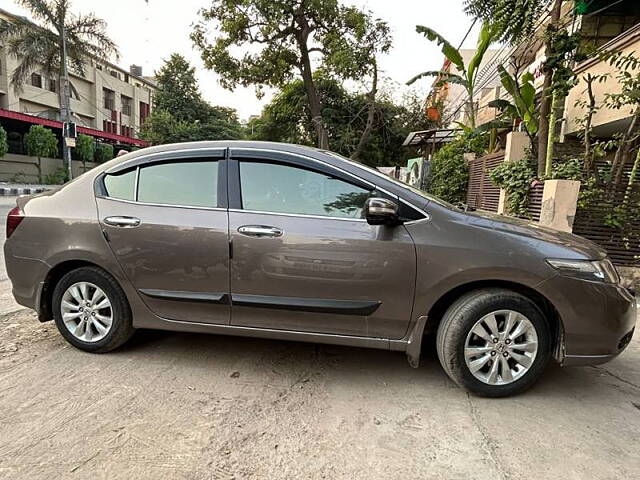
[0,7,155,150]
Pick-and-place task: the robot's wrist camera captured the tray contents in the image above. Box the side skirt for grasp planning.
[143,316,405,352]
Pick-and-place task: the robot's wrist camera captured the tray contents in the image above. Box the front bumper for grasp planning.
[537,274,637,366]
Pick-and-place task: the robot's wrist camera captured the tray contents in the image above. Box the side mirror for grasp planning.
[364,197,400,226]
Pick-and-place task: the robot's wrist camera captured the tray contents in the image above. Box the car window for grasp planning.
[239,161,371,218]
[104,168,136,201]
[137,160,218,208]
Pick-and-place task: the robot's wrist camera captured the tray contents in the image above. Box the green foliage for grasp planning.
[248,76,436,167]
[94,143,114,163]
[24,125,58,158]
[192,0,390,93]
[0,125,7,158]
[490,157,536,217]
[142,54,244,145]
[429,131,488,204]
[73,134,95,164]
[191,0,391,148]
[463,0,550,44]
[491,67,538,138]
[0,0,118,92]
[44,168,68,185]
[408,23,501,128]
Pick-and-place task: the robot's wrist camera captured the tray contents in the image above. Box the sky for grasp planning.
[5,0,481,121]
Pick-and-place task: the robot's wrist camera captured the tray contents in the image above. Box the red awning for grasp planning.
[0,108,149,147]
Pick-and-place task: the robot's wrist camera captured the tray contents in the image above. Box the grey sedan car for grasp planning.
[4,141,636,397]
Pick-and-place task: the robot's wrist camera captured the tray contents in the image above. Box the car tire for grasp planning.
[436,288,551,397]
[52,266,134,353]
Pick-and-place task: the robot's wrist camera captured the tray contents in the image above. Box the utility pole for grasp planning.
[60,23,73,181]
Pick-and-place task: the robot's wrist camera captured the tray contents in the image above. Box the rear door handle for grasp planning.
[103,216,141,228]
[238,225,283,238]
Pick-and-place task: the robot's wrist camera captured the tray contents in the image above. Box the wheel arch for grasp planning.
[39,260,109,322]
[408,279,564,367]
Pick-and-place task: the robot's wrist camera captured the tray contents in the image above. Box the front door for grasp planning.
[96,150,230,325]
[228,149,416,339]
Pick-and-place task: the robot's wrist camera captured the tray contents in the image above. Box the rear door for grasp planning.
[95,148,230,325]
[227,148,417,339]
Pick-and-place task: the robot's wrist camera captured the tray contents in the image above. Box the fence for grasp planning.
[466,152,504,212]
[572,184,640,267]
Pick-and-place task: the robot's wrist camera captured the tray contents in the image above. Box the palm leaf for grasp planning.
[407,70,468,87]
[467,22,500,85]
[415,25,465,73]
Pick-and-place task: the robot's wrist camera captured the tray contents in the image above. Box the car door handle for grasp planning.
[103,216,141,228]
[237,225,283,238]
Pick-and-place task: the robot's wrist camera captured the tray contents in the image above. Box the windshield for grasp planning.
[323,151,458,210]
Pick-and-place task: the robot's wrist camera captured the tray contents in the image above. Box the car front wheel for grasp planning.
[436,288,551,397]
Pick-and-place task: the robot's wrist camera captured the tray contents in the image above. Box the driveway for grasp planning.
[0,195,638,479]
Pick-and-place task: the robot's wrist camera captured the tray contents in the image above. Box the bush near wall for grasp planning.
[428,131,488,204]
[95,143,115,163]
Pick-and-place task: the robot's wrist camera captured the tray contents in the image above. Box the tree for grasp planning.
[95,143,114,163]
[489,66,539,150]
[0,0,118,115]
[24,125,58,184]
[0,125,8,159]
[191,0,391,149]
[74,134,95,171]
[407,22,501,129]
[464,0,551,44]
[154,53,216,123]
[248,76,434,168]
[141,54,245,145]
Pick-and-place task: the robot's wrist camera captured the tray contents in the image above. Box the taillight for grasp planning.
[6,206,24,239]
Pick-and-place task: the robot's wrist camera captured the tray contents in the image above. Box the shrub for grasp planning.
[490,157,536,217]
[0,125,8,158]
[95,143,115,163]
[24,125,59,184]
[428,130,488,204]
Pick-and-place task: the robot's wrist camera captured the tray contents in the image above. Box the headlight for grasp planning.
[547,258,619,283]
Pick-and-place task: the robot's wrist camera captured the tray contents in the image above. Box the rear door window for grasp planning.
[103,169,136,201]
[138,161,218,208]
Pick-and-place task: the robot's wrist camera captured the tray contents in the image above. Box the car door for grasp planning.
[227,148,417,339]
[95,148,230,325]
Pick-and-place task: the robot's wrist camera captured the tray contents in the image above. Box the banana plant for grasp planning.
[488,65,539,150]
[408,22,501,129]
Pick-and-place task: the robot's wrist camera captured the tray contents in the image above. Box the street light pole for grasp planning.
[60,23,73,181]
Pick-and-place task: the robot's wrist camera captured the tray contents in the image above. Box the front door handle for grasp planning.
[238,225,283,238]
[103,216,141,228]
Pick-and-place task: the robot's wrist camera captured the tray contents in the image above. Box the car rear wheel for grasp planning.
[436,288,551,397]
[52,266,134,353]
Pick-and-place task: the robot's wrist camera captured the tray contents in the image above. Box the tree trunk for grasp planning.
[583,74,598,182]
[545,90,560,176]
[351,63,378,161]
[537,0,563,177]
[36,156,42,184]
[611,106,640,188]
[296,28,329,150]
[623,148,640,205]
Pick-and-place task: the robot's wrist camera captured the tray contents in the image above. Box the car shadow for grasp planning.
[111,328,638,400]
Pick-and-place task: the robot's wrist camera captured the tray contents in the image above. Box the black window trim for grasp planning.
[97,147,227,210]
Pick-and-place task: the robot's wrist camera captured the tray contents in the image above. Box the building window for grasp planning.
[31,72,42,88]
[48,78,58,93]
[110,70,120,80]
[103,119,117,134]
[103,88,115,111]
[121,95,132,116]
[139,101,150,125]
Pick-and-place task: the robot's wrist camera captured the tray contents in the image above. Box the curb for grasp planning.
[0,187,51,196]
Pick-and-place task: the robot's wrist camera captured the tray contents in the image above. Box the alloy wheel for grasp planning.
[60,282,113,343]
[464,309,539,385]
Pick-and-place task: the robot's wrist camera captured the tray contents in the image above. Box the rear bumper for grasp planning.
[4,241,49,313]
[537,274,637,366]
